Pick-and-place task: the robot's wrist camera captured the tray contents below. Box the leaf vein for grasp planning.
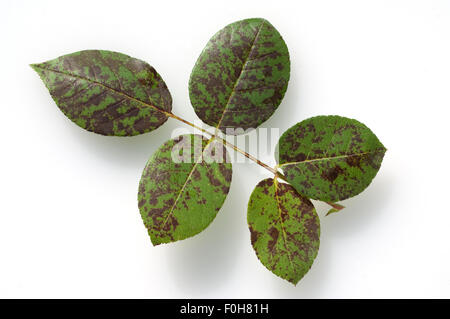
[215,21,265,130]
[273,178,297,278]
[279,149,386,167]
[160,138,216,229]
[32,65,170,117]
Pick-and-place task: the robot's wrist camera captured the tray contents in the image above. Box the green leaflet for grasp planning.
[189,18,290,134]
[276,116,386,202]
[138,134,232,245]
[247,178,320,285]
[31,50,172,136]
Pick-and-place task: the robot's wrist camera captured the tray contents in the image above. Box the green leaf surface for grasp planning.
[189,18,290,134]
[138,134,232,245]
[247,178,320,285]
[276,116,386,202]
[31,50,172,136]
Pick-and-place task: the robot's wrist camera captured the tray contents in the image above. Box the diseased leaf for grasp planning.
[31,50,172,136]
[276,115,386,202]
[248,178,320,285]
[189,18,290,134]
[138,134,232,245]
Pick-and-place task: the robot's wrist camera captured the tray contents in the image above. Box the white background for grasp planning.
[1,0,449,298]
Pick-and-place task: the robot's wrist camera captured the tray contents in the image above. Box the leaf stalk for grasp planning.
[167,111,343,212]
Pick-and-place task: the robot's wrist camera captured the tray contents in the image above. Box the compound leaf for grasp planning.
[31,50,172,136]
[247,178,320,285]
[189,18,290,135]
[138,134,232,245]
[276,116,386,202]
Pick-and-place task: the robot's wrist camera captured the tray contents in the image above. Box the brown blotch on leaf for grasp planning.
[267,226,279,253]
[249,226,260,246]
[192,169,201,181]
[346,155,362,168]
[138,199,146,208]
[218,163,232,180]
[321,165,344,182]
[206,168,222,187]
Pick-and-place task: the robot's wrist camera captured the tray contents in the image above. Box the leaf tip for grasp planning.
[149,234,162,247]
[326,208,339,216]
[29,63,42,75]
[151,240,163,247]
[325,202,345,216]
[289,278,300,286]
[285,272,306,286]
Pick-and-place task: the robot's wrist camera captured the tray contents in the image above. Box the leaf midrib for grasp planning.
[160,137,216,229]
[32,64,171,117]
[273,178,297,281]
[279,148,386,168]
[215,20,265,130]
